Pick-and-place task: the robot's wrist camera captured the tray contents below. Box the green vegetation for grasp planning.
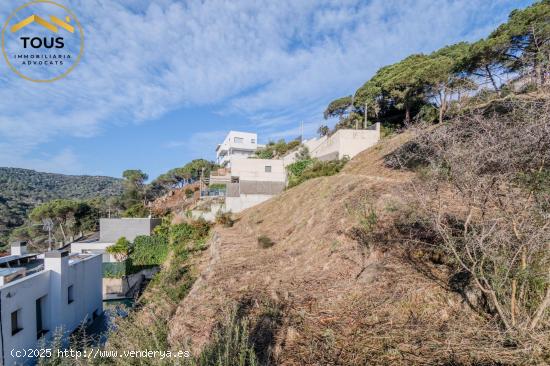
[257,235,275,248]
[287,158,349,188]
[106,237,131,261]
[102,261,133,278]
[0,167,122,249]
[150,159,218,195]
[197,310,259,366]
[254,139,301,159]
[216,211,234,227]
[130,235,169,266]
[325,0,550,130]
[209,183,227,191]
[103,220,212,362]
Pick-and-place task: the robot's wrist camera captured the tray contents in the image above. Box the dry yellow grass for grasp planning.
[161,131,543,365]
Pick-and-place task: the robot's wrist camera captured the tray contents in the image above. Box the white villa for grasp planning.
[216,131,263,166]
[0,241,102,366]
[205,125,381,214]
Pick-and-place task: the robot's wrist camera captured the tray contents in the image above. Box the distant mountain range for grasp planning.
[0,167,123,247]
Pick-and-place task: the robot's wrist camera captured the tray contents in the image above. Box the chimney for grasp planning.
[10,241,28,256]
[44,250,69,275]
[44,250,70,328]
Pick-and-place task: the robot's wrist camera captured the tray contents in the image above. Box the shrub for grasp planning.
[209,183,227,191]
[131,235,169,266]
[197,310,259,366]
[287,158,349,188]
[216,211,234,227]
[102,261,132,278]
[106,237,131,261]
[408,98,550,335]
[169,219,212,246]
[184,187,194,198]
[122,202,149,218]
[257,235,275,249]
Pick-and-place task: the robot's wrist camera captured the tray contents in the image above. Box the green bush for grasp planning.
[169,219,212,246]
[131,235,169,266]
[122,202,149,218]
[287,158,348,188]
[209,183,227,191]
[197,310,259,366]
[106,237,131,261]
[103,261,131,278]
[216,211,234,227]
[184,187,194,198]
[257,235,275,248]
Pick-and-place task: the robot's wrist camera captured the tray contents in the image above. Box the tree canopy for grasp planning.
[325,1,549,129]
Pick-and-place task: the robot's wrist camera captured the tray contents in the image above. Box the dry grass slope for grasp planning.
[164,126,538,365]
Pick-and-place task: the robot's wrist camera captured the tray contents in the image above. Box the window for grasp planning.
[265,166,272,173]
[251,138,256,143]
[68,285,74,304]
[11,309,22,335]
[234,137,244,143]
[36,297,48,339]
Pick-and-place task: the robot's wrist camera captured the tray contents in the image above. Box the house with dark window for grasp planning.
[0,241,102,366]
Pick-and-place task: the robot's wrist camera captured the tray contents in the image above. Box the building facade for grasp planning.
[215,131,262,166]
[0,242,102,366]
[208,126,381,214]
[71,218,161,298]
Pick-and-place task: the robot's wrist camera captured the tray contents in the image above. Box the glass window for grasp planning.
[68,285,74,304]
[265,166,272,173]
[251,139,256,143]
[36,296,48,339]
[11,309,22,335]
[234,137,244,143]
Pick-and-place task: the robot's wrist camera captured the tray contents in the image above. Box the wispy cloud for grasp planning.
[0,0,530,174]
[165,130,227,161]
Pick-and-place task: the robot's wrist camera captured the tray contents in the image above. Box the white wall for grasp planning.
[99,218,160,243]
[230,159,286,183]
[0,253,103,366]
[283,126,380,164]
[317,128,380,160]
[225,194,274,213]
[216,131,258,165]
[70,242,117,263]
[0,271,51,366]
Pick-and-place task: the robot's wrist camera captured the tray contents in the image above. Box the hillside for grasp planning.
[102,94,550,366]
[0,167,123,246]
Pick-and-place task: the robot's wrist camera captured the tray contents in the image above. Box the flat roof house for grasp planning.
[208,131,287,213]
[0,241,102,366]
[215,131,262,166]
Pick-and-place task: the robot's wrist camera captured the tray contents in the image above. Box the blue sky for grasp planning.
[0,0,535,180]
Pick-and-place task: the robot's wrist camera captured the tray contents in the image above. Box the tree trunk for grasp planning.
[405,105,411,124]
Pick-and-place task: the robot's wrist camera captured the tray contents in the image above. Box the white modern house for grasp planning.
[0,241,102,366]
[210,158,287,212]
[206,125,381,214]
[283,123,381,165]
[70,218,161,298]
[216,131,263,166]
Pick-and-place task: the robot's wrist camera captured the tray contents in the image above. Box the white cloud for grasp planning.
[0,0,529,173]
[0,146,82,175]
[165,130,228,161]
